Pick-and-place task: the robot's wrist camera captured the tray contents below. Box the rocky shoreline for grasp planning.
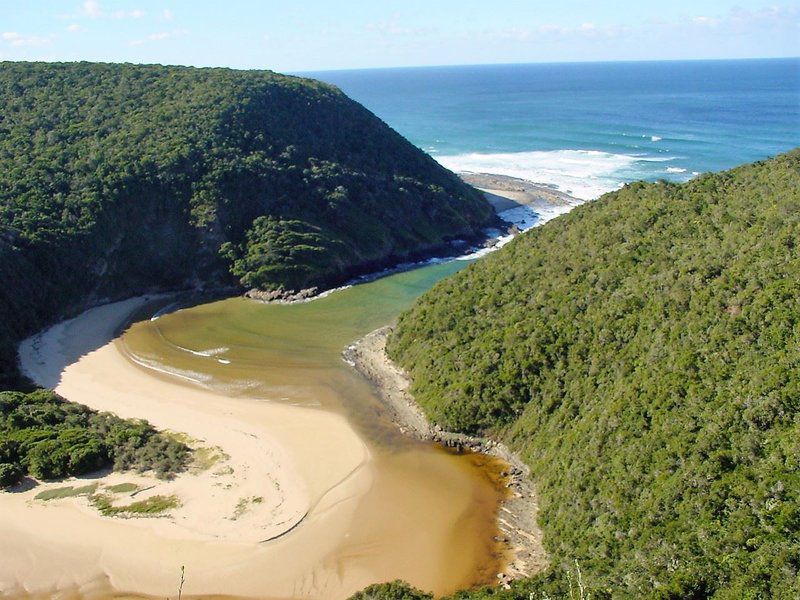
[461,172,578,211]
[343,326,549,585]
[246,174,582,306]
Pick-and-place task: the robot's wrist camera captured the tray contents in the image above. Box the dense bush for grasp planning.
[385,151,800,599]
[0,389,189,487]
[0,62,490,494]
[0,61,491,387]
[221,216,349,291]
[348,569,585,600]
[349,581,433,600]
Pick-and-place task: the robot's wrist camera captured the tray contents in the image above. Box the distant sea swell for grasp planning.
[434,149,689,200]
[308,59,799,200]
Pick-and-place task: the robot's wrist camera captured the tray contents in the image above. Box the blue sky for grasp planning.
[1,1,798,72]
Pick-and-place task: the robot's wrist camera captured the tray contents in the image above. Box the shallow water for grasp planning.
[118,261,509,596]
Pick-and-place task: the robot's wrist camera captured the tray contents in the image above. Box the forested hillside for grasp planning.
[0,61,491,388]
[383,151,800,598]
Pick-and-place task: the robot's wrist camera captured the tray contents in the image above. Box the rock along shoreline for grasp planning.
[343,325,549,585]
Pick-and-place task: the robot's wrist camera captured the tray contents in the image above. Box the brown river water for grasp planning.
[114,261,508,598]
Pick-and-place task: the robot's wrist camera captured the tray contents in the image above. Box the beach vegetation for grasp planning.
[105,482,139,494]
[0,389,190,487]
[90,492,180,517]
[34,482,98,501]
[231,495,265,520]
[192,445,230,472]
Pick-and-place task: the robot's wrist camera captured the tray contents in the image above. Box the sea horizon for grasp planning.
[308,57,799,200]
[297,55,799,75]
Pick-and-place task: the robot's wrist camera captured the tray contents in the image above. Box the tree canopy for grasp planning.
[0,388,188,487]
[384,150,800,599]
[0,61,491,387]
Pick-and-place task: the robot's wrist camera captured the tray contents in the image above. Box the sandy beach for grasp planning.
[3,297,375,599]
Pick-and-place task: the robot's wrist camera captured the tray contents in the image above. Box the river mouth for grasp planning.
[6,262,509,600]
[117,263,508,596]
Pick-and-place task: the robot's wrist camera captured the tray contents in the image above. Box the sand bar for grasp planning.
[2,297,376,599]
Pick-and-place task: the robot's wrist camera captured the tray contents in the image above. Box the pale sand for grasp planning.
[2,297,377,599]
[459,172,578,214]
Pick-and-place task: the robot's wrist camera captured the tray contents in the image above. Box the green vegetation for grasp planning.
[0,61,489,492]
[231,495,265,520]
[34,482,98,501]
[381,151,800,599]
[105,482,139,494]
[90,492,180,517]
[0,389,189,488]
[350,569,588,600]
[192,445,229,472]
[29,478,173,518]
[0,61,491,388]
[349,581,433,600]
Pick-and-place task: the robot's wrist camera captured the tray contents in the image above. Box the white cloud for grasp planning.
[486,3,799,46]
[66,23,86,33]
[82,0,102,18]
[129,29,187,46]
[112,8,147,19]
[2,32,52,47]
[538,24,564,35]
[76,2,148,20]
[367,14,432,37]
[727,4,799,28]
[493,21,626,42]
[162,9,174,21]
[692,16,720,27]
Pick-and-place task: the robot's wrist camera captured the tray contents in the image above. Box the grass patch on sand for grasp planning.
[231,495,264,520]
[192,446,230,472]
[35,483,98,501]
[104,482,139,494]
[91,493,180,517]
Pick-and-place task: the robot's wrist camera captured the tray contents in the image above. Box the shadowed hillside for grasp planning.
[0,61,492,387]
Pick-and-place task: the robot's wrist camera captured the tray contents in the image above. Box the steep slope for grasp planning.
[387,151,800,598]
[0,61,492,387]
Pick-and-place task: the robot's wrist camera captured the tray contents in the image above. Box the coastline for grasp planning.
[343,326,549,583]
[462,172,577,211]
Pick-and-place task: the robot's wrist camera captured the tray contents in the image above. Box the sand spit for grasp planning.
[343,326,549,583]
[3,297,375,599]
[460,172,577,212]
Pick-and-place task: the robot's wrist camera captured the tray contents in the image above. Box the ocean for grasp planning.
[306,58,800,200]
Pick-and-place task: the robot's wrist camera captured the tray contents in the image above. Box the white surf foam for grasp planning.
[124,351,214,387]
[651,135,662,142]
[457,201,578,261]
[666,166,687,173]
[436,149,659,200]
